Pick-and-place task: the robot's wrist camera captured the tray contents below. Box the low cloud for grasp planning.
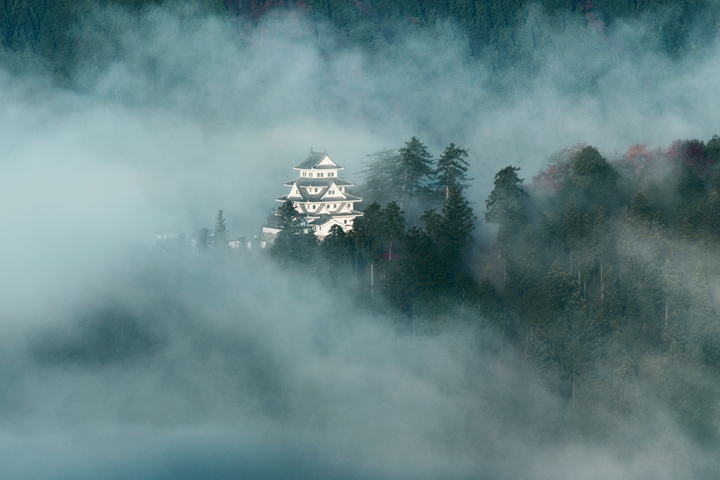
[1,4,719,478]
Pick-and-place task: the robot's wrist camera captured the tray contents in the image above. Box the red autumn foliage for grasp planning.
[619,144,659,175]
[531,144,585,191]
[665,139,710,177]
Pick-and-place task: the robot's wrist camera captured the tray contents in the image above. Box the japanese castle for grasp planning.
[264,149,363,242]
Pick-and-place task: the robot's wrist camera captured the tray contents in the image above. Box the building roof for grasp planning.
[306,212,363,226]
[276,192,362,203]
[294,151,344,170]
[284,178,354,187]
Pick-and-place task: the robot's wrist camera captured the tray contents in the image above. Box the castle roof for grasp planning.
[294,151,343,170]
[284,178,353,187]
[276,192,362,203]
[306,213,362,226]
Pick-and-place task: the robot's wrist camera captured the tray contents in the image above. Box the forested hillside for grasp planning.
[2,0,717,76]
[249,135,720,470]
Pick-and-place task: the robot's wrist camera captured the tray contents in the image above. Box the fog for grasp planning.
[1,4,719,478]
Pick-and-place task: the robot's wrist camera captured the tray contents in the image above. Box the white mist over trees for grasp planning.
[1,2,720,479]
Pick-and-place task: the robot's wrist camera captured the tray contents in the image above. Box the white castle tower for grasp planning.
[266,149,363,241]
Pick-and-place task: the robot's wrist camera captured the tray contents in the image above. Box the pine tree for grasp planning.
[433,143,472,202]
[198,228,211,250]
[702,191,720,241]
[213,210,229,249]
[381,201,405,260]
[438,186,476,261]
[597,266,620,333]
[707,134,720,163]
[630,191,652,222]
[569,146,621,210]
[681,217,696,241]
[271,200,318,264]
[397,136,435,217]
[321,225,354,270]
[564,199,584,251]
[485,166,527,227]
[350,202,384,265]
[360,149,404,205]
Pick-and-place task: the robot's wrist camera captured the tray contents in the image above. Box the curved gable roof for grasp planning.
[294,151,343,170]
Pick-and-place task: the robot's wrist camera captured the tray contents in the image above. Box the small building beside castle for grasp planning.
[262,149,363,243]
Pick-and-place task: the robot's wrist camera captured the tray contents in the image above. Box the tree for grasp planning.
[597,267,621,333]
[271,200,318,264]
[213,210,229,249]
[435,186,476,265]
[569,146,621,210]
[397,136,435,217]
[485,165,528,227]
[706,134,720,164]
[630,191,652,223]
[360,138,434,219]
[433,143,472,202]
[564,199,584,250]
[320,225,354,272]
[381,201,405,260]
[485,166,528,270]
[571,146,617,188]
[351,202,384,265]
[198,228,211,250]
[360,149,403,205]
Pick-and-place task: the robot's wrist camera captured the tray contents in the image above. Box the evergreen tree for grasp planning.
[676,165,705,222]
[271,200,318,264]
[381,201,405,260]
[198,228,211,250]
[597,266,621,333]
[569,146,621,210]
[396,226,450,307]
[525,261,587,397]
[681,217,696,241]
[564,199,584,251]
[707,134,720,163]
[397,136,435,216]
[320,225,354,274]
[351,202,384,265]
[360,149,403,205]
[485,165,528,228]
[213,209,229,249]
[630,191,652,222]
[433,143,472,202]
[700,191,720,242]
[435,186,476,264]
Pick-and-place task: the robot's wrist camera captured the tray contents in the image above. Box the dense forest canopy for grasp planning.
[2,0,718,77]
[228,133,720,476]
